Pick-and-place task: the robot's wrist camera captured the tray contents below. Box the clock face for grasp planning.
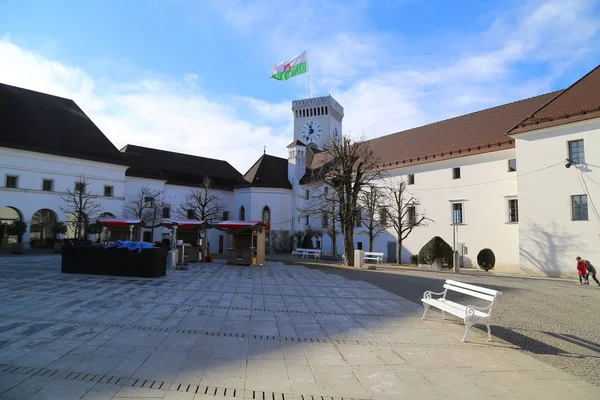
[301,121,322,143]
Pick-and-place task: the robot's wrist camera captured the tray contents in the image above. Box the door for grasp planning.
[387,241,397,263]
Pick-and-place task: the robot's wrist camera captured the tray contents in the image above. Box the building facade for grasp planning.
[1,66,599,277]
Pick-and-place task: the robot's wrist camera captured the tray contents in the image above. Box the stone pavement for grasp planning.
[0,256,596,399]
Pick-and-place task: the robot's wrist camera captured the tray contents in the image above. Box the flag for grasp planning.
[270,51,307,81]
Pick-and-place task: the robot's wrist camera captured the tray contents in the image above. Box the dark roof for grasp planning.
[509,65,600,135]
[237,154,292,189]
[121,144,242,190]
[0,83,128,166]
[286,139,307,148]
[366,90,562,169]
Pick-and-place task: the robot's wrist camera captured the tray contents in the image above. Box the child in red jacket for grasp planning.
[576,257,589,285]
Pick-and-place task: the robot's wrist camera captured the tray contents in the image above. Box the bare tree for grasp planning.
[300,185,342,256]
[384,179,431,265]
[61,176,102,240]
[310,136,382,265]
[178,175,225,222]
[124,186,167,230]
[358,184,390,252]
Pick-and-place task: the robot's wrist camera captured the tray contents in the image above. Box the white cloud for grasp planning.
[0,37,289,173]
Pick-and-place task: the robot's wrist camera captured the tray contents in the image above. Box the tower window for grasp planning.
[325,107,328,115]
[408,174,415,185]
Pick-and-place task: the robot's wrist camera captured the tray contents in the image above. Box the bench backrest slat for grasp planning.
[443,284,496,302]
[445,279,498,296]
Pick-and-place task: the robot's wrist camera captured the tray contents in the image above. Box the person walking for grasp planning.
[585,259,600,286]
[576,257,589,285]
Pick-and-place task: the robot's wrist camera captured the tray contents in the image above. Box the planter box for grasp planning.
[61,245,167,278]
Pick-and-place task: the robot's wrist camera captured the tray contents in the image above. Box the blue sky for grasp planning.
[1,0,599,171]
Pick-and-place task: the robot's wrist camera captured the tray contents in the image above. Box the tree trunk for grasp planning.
[344,226,355,266]
[396,237,403,265]
[369,230,374,252]
[331,232,337,257]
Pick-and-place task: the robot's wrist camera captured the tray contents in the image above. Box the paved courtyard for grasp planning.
[0,255,596,399]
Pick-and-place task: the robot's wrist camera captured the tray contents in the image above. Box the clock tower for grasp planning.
[291,95,344,150]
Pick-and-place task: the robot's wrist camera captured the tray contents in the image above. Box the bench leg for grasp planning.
[421,304,430,320]
[485,322,492,341]
[442,311,446,320]
[462,319,474,342]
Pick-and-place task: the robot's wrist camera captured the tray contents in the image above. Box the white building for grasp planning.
[1,65,599,277]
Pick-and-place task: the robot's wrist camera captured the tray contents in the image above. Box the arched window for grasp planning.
[262,206,270,226]
[239,206,245,221]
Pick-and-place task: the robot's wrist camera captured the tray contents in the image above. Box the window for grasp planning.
[75,182,85,193]
[357,241,363,250]
[144,196,153,208]
[407,206,416,225]
[508,199,519,223]
[42,179,53,191]
[187,209,195,219]
[322,213,329,227]
[104,186,113,197]
[508,159,517,172]
[305,215,309,226]
[452,167,461,179]
[305,189,310,200]
[379,207,387,225]
[452,202,463,224]
[222,211,229,221]
[408,174,415,185]
[262,206,270,226]
[572,195,588,221]
[162,207,171,218]
[239,206,245,221]
[5,175,18,188]
[568,140,585,164]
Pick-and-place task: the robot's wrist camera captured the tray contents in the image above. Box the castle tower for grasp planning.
[291,95,344,151]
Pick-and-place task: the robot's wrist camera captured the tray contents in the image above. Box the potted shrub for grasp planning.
[8,221,27,254]
[53,222,67,253]
[205,254,213,263]
[477,248,496,271]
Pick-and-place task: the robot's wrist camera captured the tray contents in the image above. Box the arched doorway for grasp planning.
[30,209,58,247]
[0,206,24,248]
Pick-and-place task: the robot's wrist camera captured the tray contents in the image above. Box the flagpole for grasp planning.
[306,50,310,98]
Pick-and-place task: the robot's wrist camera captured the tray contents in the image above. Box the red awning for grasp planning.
[214,220,270,231]
[97,218,146,227]
[161,219,208,229]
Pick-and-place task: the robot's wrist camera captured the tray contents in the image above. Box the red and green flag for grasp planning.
[270,51,307,81]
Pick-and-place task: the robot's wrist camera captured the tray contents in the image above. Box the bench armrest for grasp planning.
[423,289,447,300]
[465,304,491,317]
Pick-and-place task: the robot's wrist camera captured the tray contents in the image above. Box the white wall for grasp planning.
[303,149,521,268]
[0,147,127,245]
[514,118,600,278]
[233,187,293,230]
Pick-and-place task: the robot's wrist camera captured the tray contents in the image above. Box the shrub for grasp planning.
[205,255,213,262]
[477,248,496,271]
[53,222,68,237]
[160,238,171,247]
[418,236,453,269]
[409,255,419,265]
[7,221,27,236]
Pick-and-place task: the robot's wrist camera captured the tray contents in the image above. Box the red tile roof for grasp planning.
[365,91,562,169]
[509,64,600,135]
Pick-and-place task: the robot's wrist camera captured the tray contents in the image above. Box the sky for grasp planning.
[1,0,599,173]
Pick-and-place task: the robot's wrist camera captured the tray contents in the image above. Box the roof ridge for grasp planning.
[508,64,600,134]
[124,144,232,163]
[369,89,564,143]
[0,82,75,103]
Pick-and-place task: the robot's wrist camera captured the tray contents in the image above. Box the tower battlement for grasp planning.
[292,95,344,117]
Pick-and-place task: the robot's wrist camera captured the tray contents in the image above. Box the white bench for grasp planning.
[291,248,321,259]
[364,252,384,264]
[421,279,502,342]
